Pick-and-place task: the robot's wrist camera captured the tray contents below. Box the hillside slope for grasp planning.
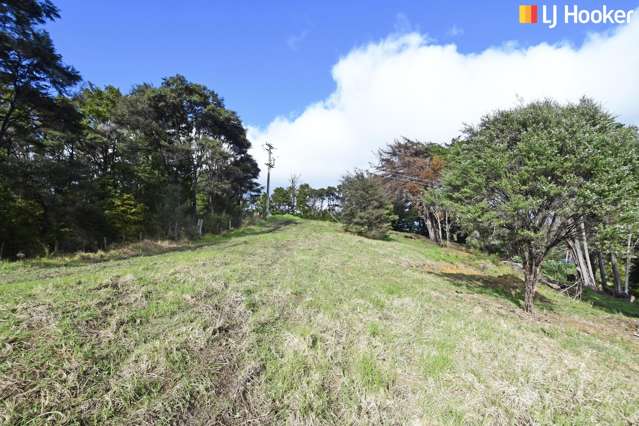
[1,217,639,425]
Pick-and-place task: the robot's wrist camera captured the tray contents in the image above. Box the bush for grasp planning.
[340,171,395,239]
[105,193,145,241]
[542,259,576,285]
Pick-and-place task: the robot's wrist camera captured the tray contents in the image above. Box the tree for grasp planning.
[287,173,301,214]
[376,138,449,244]
[0,3,261,258]
[444,99,638,313]
[270,186,292,214]
[0,0,80,154]
[295,183,313,217]
[0,0,88,257]
[75,84,124,178]
[264,181,341,220]
[588,127,639,297]
[118,75,259,236]
[104,192,145,241]
[340,170,395,239]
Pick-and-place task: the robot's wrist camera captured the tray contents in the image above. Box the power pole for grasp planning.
[264,142,275,217]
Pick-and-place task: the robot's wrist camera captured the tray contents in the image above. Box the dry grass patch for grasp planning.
[0,272,269,424]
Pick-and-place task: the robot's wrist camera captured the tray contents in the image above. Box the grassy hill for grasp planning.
[1,216,639,425]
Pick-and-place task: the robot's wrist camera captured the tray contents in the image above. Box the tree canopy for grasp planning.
[376,138,450,244]
[0,1,260,258]
[340,170,395,240]
[443,99,639,312]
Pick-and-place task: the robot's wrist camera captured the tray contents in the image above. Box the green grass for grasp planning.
[1,216,639,424]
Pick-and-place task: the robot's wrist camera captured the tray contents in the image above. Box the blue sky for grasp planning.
[47,0,637,129]
[48,1,639,187]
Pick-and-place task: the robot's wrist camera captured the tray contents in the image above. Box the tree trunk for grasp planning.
[523,258,541,314]
[589,251,598,286]
[568,239,595,290]
[624,232,632,297]
[580,223,597,290]
[433,209,443,246]
[0,86,19,150]
[423,212,436,242]
[444,211,450,246]
[597,252,608,289]
[610,252,623,296]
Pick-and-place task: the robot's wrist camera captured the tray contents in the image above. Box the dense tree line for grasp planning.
[0,1,259,258]
[341,99,639,312]
[264,175,340,220]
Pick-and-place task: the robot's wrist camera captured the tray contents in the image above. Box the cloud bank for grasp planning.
[248,15,639,188]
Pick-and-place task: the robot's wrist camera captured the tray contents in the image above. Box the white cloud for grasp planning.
[249,14,639,188]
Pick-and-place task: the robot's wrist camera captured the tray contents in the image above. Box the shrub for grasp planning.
[340,171,395,239]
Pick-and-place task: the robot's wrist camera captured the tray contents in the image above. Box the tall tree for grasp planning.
[444,99,638,313]
[118,75,259,235]
[0,0,84,256]
[0,3,262,257]
[340,170,395,239]
[376,138,448,244]
[0,0,80,154]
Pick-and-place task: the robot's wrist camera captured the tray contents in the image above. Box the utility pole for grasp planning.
[264,142,275,217]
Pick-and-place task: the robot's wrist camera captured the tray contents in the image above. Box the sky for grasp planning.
[48,0,639,187]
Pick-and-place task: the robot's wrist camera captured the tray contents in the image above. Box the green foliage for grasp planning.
[270,187,293,214]
[105,193,145,241]
[118,75,259,234]
[542,259,576,285]
[0,0,81,153]
[265,182,340,219]
[0,184,45,257]
[356,353,388,390]
[0,31,260,258]
[446,100,637,256]
[443,99,638,310]
[340,171,395,239]
[376,138,451,243]
[0,0,261,259]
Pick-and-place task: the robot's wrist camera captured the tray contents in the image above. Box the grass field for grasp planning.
[1,216,639,425]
